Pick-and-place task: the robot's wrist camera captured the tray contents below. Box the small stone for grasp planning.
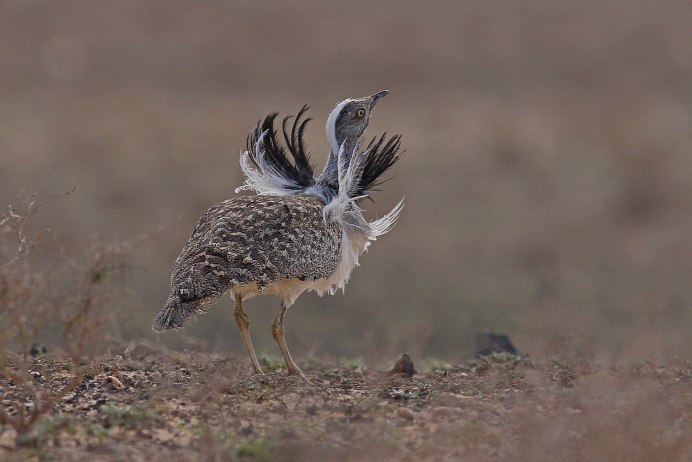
[29,371,43,382]
[239,421,254,436]
[103,376,124,389]
[397,407,415,421]
[389,353,416,377]
[29,343,48,357]
[432,406,454,418]
[475,331,518,357]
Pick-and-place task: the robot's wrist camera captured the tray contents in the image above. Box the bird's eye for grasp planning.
[356,108,366,118]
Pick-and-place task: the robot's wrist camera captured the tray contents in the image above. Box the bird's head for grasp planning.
[326,90,389,155]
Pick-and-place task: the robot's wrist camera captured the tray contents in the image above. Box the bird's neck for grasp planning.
[318,136,358,197]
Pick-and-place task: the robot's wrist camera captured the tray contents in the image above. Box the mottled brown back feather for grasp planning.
[153,195,342,331]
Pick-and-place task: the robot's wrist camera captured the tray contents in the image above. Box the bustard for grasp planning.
[153,91,403,379]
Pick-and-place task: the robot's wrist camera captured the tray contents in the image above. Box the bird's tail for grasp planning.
[152,294,204,332]
[343,133,402,200]
[236,106,316,196]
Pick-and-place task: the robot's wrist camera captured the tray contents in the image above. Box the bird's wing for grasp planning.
[170,195,342,300]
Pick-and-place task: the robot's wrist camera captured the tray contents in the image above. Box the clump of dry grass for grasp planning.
[0,192,128,445]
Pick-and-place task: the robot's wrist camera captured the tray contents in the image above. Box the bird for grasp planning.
[153,91,403,379]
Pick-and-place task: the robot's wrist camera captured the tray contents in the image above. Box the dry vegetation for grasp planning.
[0,194,127,446]
[1,1,692,460]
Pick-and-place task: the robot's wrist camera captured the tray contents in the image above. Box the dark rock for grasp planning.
[30,343,48,357]
[475,332,518,357]
[389,353,416,377]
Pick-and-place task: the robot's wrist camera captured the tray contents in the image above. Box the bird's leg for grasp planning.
[233,297,264,375]
[271,301,308,381]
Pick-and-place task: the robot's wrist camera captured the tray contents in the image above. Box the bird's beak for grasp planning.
[369,90,389,109]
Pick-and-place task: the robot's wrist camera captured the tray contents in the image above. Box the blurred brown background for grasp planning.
[1,0,690,363]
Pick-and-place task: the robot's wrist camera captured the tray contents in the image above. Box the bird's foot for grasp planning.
[287,368,311,384]
[250,364,265,375]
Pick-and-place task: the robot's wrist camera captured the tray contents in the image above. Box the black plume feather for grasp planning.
[246,106,316,191]
[355,133,402,197]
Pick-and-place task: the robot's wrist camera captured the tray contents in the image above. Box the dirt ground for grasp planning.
[1,348,689,462]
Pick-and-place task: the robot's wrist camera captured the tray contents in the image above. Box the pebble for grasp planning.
[103,376,125,389]
[29,371,45,383]
[389,353,416,377]
[397,407,415,421]
[432,406,454,418]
